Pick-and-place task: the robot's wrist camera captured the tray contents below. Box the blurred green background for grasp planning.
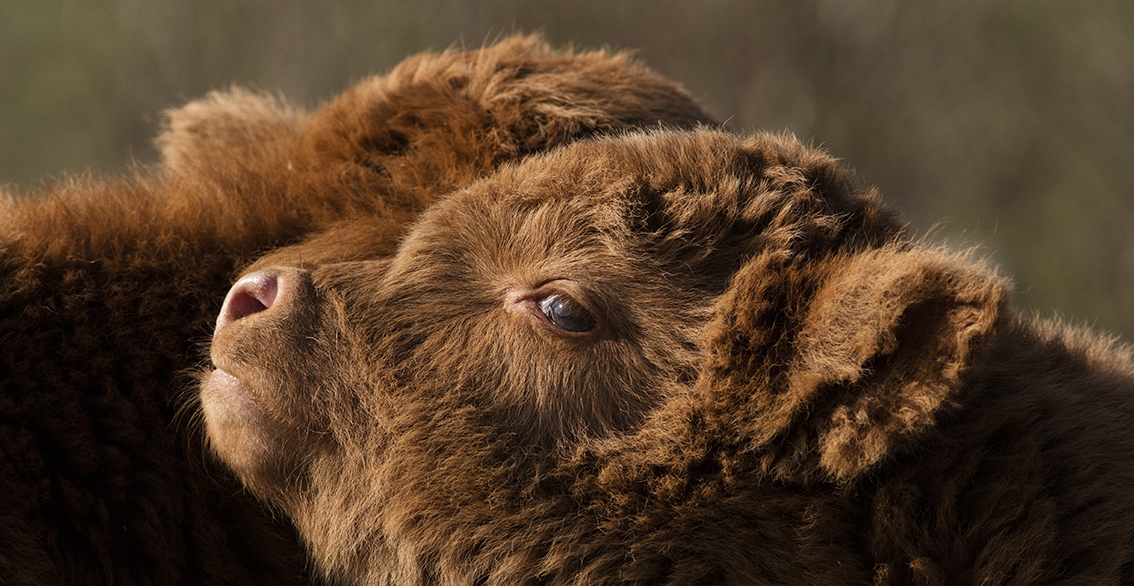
[2,1,1132,337]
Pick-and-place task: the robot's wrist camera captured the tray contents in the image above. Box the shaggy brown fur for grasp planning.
[0,36,714,584]
[204,128,1134,585]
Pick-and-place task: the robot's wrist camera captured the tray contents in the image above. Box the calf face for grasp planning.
[205,129,1134,585]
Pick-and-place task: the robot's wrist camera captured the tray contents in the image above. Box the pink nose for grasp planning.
[215,270,280,333]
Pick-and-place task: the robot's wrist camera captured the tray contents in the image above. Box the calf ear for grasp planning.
[157,88,304,183]
[702,245,1008,482]
[799,247,1007,480]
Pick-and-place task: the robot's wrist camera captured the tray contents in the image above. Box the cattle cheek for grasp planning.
[202,266,334,498]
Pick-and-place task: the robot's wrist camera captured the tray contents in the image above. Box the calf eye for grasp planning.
[538,293,596,333]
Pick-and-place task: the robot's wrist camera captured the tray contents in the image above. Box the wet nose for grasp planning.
[215,270,280,333]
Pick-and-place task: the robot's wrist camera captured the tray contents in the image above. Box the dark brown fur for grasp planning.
[0,36,714,584]
[205,129,1134,584]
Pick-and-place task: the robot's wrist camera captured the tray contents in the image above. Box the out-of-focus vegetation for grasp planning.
[2,0,1132,337]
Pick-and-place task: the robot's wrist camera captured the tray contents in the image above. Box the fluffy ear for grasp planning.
[798,247,1008,480]
[701,245,1008,482]
[157,87,305,183]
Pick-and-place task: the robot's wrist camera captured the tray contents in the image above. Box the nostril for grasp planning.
[216,270,280,333]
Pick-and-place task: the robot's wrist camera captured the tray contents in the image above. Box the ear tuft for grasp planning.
[800,247,1007,480]
[702,245,1008,482]
[157,88,304,182]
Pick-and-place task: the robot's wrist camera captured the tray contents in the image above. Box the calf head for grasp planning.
[202,129,1007,583]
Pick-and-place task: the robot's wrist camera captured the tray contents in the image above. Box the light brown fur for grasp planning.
[0,36,713,584]
[205,128,1134,585]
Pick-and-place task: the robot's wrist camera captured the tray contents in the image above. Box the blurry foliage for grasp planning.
[2,0,1132,337]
